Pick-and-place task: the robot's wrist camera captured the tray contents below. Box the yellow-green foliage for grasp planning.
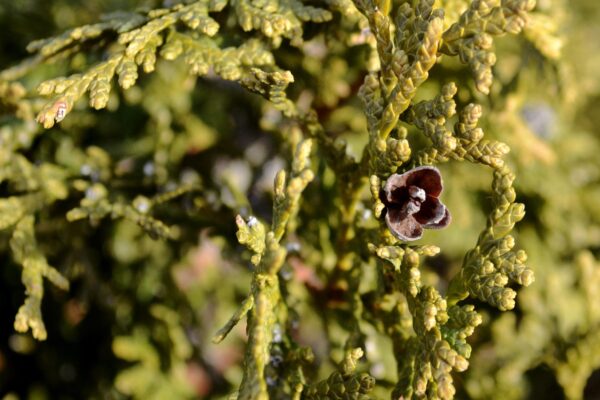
[1,0,599,399]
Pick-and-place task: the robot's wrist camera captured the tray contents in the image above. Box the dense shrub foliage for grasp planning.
[1,0,599,399]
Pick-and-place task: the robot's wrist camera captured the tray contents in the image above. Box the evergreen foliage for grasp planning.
[0,0,599,399]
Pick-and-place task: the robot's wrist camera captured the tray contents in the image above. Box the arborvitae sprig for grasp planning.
[356,0,443,177]
[0,149,70,340]
[160,34,274,80]
[401,78,534,311]
[10,216,69,341]
[304,348,375,399]
[407,82,459,163]
[440,0,536,94]
[66,182,198,240]
[407,82,509,169]
[241,68,296,116]
[232,0,332,43]
[447,167,533,310]
[345,1,534,397]
[369,244,481,399]
[442,304,482,360]
[214,139,314,399]
[29,0,334,128]
[36,32,275,128]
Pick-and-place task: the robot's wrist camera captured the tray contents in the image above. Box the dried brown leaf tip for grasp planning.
[381,166,451,241]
